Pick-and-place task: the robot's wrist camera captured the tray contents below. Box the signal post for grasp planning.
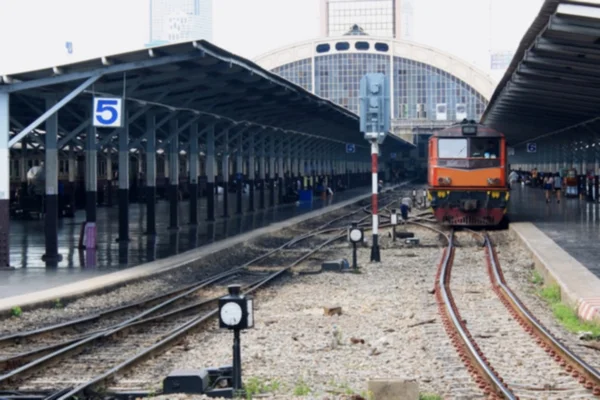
[359,73,390,263]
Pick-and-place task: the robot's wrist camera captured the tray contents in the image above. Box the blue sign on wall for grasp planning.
[527,143,537,153]
[346,143,356,153]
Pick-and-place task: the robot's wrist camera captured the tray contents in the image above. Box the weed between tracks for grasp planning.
[532,272,600,339]
[419,394,442,400]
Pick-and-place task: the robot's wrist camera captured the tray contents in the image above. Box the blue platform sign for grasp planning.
[346,143,356,153]
[527,143,537,153]
[65,41,73,54]
[93,97,123,128]
[391,153,397,159]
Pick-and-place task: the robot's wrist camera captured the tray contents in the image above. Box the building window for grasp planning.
[316,44,330,53]
[271,52,489,126]
[355,42,370,51]
[335,42,350,51]
[375,43,389,52]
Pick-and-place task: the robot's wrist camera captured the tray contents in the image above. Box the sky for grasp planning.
[0,0,545,79]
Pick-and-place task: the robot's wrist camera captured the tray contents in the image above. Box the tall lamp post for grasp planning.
[359,73,390,263]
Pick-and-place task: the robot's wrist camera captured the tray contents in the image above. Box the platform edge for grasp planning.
[0,186,404,313]
[510,222,600,322]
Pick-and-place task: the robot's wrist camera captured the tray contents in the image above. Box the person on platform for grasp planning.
[544,174,554,203]
[509,170,519,188]
[553,172,562,204]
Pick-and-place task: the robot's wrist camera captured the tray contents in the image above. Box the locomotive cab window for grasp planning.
[470,138,500,159]
[438,138,468,158]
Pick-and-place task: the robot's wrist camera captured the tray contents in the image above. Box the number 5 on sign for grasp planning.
[93,97,123,128]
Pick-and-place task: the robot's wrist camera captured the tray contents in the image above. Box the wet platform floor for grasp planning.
[1,188,370,298]
[509,185,600,279]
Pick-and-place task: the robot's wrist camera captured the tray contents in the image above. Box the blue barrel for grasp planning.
[298,189,313,203]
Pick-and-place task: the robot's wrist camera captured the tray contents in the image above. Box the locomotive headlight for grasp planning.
[438,177,452,185]
[487,178,501,186]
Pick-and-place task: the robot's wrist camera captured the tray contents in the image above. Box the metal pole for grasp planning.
[370,140,380,262]
[233,329,242,393]
[352,242,357,269]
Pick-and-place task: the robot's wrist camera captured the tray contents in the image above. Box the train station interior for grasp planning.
[0,0,599,288]
[2,1,600,399]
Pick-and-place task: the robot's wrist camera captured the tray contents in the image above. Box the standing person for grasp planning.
[544,174,554,203]
[508,170,519,188]
[553,172,562,203]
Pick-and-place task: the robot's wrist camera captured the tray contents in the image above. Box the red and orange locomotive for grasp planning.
[427,121,509,227]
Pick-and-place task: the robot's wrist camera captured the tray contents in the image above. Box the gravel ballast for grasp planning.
[115,227,475,399]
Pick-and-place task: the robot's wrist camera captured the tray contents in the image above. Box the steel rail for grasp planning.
[52,192,404,400]
[484,234,600,396]
[0,197,390,375]
[0,192,391,360]
[436,231,517,400]
[0,187,402,349]
[0,188,406,397]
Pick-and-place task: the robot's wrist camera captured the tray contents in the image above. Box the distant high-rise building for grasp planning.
[401,0,414,41]
[490,50,514,70]
[320,0,413,39]
[147,0,212,46]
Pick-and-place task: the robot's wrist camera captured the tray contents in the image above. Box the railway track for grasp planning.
[435,229,600,399]
[0,187,408,400]
[0,192,396,368]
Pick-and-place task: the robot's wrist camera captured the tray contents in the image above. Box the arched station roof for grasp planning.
[254,36,497,101]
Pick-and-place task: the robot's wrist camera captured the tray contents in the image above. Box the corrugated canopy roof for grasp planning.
[482,0,600,146]
[1,40,412,150]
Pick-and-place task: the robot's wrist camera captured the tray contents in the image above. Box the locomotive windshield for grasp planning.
[438,138,468,158]
[438,137,501,159]
[470,138,500,158]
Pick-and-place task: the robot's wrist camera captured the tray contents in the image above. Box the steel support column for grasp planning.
[206,126,215,222]
[42,97,62,263]
[222,129,230,218]
[189,123,199,225]
[169,120,179,230]
[248,132,255,213]
[269,136,275,207]
[19,138,27,199]
[67,146,76,215]
[117,108,130,242]
[278,141,284,204]
[145,113,156,235]
[105,154,113,206]
[0,93,10,268]
[236,134,243,215]
[259,137,266,209]
[85,124,97,223]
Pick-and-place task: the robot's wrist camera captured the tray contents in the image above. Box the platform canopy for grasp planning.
[1,40,412,151]
[482,0,600,146]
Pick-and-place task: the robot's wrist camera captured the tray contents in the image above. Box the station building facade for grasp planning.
[254,31,496,172]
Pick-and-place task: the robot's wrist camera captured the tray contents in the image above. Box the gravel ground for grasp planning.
[113,224,482,399]
[111,227,600,400]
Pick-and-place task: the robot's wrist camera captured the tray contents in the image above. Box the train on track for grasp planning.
[427,120,509,227]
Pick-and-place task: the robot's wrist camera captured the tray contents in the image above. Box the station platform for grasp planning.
[0,187,372,299]
[508,185,600,321]
[508,185,600,278]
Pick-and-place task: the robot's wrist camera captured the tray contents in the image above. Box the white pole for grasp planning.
[370,140,380,262]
